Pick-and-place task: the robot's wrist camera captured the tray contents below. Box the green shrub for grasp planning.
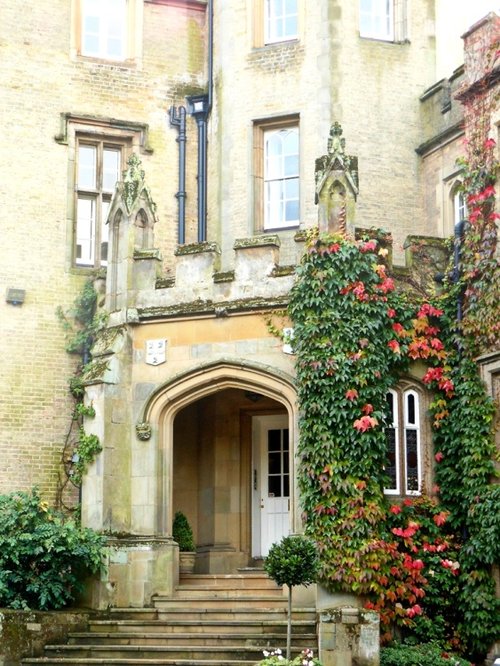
[172,511,195,551]
[0,488,105,610]
[264,535,319,660]
[381,642,471,666]
[264,535,319,588]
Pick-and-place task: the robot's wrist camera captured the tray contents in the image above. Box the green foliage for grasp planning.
[288,230,499,658]
[381,641,470,666]
[289,232,411,594]
[0,488,105,610]
[56,280,104,505]
[264,535,319,588]
[256,648,322,666]
[172,511,195,552]
[71,428,102,486]
[56,279,105,357]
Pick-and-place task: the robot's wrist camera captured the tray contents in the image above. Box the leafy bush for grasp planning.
[172,511,195,551]
[0,488,105,610]
[381,642,470,666]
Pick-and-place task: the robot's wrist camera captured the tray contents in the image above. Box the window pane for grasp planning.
[386,391,395,421]
[81,0,126,59]
[266,0,297,43]
[264,126,299,228]
[268,475,281,497]
[103,148,121,191]
[405,429,419,493]
[268,429,281,452]
[78,145,97,189]
[406,393,416,425]
[101,200,110,266]
[285,200,298,223]
[359,0,393,39]
[76,196,96,266]
[268,452,281,475]
[385,427,398,491]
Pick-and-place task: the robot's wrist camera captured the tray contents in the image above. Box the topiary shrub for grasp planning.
[172,511,195,552]
[0,488,105,610]
[264,535,319,660]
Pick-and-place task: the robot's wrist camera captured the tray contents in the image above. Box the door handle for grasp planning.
[260,499,264,509]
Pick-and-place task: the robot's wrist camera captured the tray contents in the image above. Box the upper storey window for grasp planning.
[75,138,124,267]
[265,0,298,44]
[360,0,394,41]
[264,125,300,229]
[81,0,127,60]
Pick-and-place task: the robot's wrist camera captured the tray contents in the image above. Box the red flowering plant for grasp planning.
[287,227,499,659]
[368,496,463,649]
[289,231,414,598]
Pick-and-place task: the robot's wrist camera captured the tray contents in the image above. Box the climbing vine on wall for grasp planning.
[288,228,499,658]
[56,279,106,510]
[456,28,500,355]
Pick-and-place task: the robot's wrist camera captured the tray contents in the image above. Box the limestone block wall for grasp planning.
[209,0,438,268]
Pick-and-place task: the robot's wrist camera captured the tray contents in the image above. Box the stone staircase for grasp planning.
[22,571,318,665]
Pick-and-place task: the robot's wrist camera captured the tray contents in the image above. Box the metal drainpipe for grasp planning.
[208,0,213,113]
[453,219,466,324]
[169,105,187,245]
[197,111,208,242]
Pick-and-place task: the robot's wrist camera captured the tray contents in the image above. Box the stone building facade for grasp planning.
[0,0,498,619]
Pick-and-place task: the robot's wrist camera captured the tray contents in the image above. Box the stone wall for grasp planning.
[0,610,91,666]
[0,0,206,500]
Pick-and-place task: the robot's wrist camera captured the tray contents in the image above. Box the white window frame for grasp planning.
[80,0,128,60]
[453,189,467,231]
[265,0,298,45]
[384,388,422,496]
[403,390,422,496]
[263,125,300,230]
[359,0,394,41]
[75,138,125,268]
[384,389,400,495]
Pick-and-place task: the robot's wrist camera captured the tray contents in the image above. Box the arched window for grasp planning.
[384,387,422,496]
[451,183,467,233]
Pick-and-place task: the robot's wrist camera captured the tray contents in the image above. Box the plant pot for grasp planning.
[179,551,196,574]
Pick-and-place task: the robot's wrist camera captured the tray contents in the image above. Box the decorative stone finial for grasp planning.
[315,123,359,237]
[122,154,157,215]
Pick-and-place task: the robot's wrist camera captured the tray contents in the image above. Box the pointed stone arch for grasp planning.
[141,360,299,539]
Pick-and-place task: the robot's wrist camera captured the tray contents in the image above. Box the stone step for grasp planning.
[67,631,317,646]
[21,657,254,666]
[41,644,312,661]
[155,608,315,622]
[88,619,316,634]
[152,594,287,609]
[172,585,284,598]
[108,607,315,622]
[178,572,276,590]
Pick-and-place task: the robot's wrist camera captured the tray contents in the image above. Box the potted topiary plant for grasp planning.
[264,535,319,661]
[172,511,196,574]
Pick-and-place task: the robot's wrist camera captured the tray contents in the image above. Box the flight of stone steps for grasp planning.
[22,571,318,666]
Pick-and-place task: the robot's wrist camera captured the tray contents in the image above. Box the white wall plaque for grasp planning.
[146,339,167,366]
[282,328,295,355]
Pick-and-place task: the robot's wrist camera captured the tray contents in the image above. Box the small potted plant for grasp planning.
[172,511,196,574]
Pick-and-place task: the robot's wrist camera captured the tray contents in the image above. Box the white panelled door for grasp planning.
[252,414,290,558]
